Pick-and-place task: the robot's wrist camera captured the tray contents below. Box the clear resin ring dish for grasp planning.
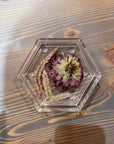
[15,38,102,112]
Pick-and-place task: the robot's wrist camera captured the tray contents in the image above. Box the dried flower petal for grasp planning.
[48,52,83,92]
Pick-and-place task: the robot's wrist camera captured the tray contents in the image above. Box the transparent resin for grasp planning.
[16,38,102,112]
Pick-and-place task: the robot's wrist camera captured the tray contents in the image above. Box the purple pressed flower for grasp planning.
[48,52,83,92]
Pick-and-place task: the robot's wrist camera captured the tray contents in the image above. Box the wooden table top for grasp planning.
[0,0,114,144]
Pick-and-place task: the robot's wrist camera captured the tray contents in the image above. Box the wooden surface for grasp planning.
[0,0,114,143]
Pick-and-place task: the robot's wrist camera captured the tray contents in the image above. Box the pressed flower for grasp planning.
[36,46,59,99]
[48,52,83,92]
[49,92,72,101]
[42,69,52,99]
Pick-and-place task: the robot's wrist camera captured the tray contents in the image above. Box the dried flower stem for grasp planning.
[49,93,72,101]
[42,70,52,99]
[36,46,59,99]
[36,65,44,100]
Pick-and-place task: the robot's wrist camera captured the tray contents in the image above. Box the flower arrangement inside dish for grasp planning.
[36,46,83,102]
[16,38,102,112]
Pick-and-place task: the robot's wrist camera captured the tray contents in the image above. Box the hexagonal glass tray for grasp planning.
[16,38,102,112]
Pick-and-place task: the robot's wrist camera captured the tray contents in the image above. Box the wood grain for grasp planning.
[0,0,114,143]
